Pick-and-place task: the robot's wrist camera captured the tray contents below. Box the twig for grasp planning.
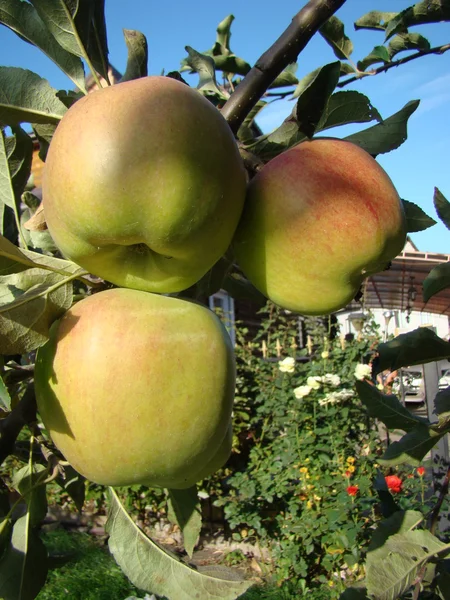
[337,43,450,88]
[0,384,36,464]
[221,0,347,133]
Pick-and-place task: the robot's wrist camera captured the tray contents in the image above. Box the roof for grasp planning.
[344,239,450,316]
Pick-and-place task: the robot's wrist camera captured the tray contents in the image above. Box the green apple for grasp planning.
[233,138,407,315]
[34,289,235,489]
[42,76,247,293]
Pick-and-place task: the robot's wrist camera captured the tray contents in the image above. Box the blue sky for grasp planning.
[1,0,449,253]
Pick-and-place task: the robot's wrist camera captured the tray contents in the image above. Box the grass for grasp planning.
[37,529,141,600]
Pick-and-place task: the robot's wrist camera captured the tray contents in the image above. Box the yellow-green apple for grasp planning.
[42,76,246,293]
[233,138,407,315]
[34,288,235,489]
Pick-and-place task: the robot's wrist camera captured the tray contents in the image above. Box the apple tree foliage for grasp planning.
[0,0,449,598]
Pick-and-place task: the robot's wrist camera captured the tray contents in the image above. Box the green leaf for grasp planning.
[215,14,234,52]
[184,47,228,101]
[106,488,252,599]
[354,11,398,31]
[0,374,11,411]
[357,46,390,72]
[376,327,450,372]
[402,199,437,233]
[434,187,450,230]
[74,0,109,82]
[366,528,450,600]
[0,67,67,126]
[0,232,84,277]
[380,424,449,465]
[0,517,12,559]
[345,100,419,156]
[269,63,299,89]
[368,510,424,555]
[13,464,48,527]
[388,33,431,59]
[293,62,341,138]
[436,568,450,600]
[0,268,75,354]
[168,487,201,559]
[55,465,85,513]
[317,91,382,132]
[434,387,450,419]
[29,0,109,81]
[423,262,450,302]
[0,127,33,241]
[0,513,48,600]
[32,122,57,162]
[0,0,86,93]
[236,100,266,143]
[319,15,353,60]
[355,380,429,432]
[120,29,148,82]
[385,0,450,40]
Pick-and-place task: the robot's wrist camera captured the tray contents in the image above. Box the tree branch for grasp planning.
[337,43,450,88]
[0,384,36,465]
[221,0,347,133]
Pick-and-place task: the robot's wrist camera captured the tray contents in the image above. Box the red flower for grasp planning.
[385,475,402,493]
[347,485,359,496]
[345,470,352,478]
[417,467,425,477]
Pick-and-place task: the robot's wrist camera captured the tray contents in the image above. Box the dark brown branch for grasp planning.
[221,0,347,133]
[338,43,450,88]
[0,384,36,465]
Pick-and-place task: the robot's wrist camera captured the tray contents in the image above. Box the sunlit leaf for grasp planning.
[385,0,450,40]
[319,15,353,60]
[120,29,148,83]
[357,46,390,72]
[388,33,431,59]
[107,488,252,599]
[0,67,67,126]
[0,374,11,411]
[168,486,201,559]
[0,268,75,354]
[184,46,228,101]
[354,11,398,31]
[0,0,86,93]
[366,528,450,599]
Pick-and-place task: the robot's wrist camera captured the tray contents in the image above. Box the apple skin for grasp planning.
[34,289,235,489]
[42,76,247,293]
[233,138,407,315]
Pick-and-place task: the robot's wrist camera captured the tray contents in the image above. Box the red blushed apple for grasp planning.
[34,289,235,489]
[233,138,407,315]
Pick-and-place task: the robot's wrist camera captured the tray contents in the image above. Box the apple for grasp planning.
[34,289,235,489]
[233,138,407,315]
[42,76,246,293]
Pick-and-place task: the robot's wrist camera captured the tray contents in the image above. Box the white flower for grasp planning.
[324,373,341,387]
[354,363,372,381]
[319,393,338,406]
[336,388,353,400]
[278,357,295,373]
[321,351,329,359]
[307,376,322,390]
[294,385,312,399]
